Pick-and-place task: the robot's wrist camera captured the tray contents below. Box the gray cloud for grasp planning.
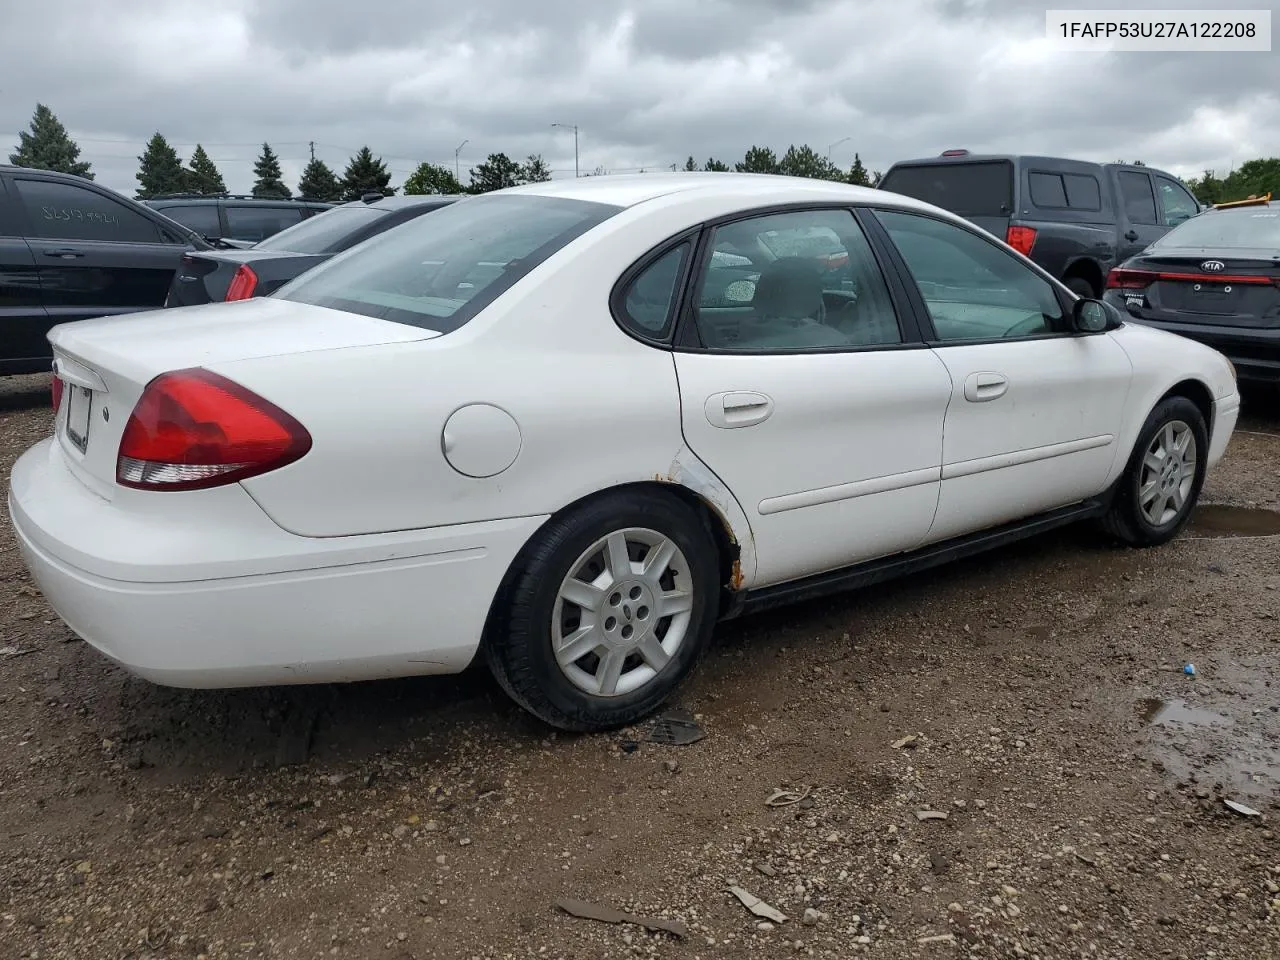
[2,0,1276,196]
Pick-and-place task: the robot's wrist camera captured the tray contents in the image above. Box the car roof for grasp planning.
[502,172,912,211]
[343,194,463,210]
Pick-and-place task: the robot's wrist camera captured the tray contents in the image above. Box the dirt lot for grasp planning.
[1,371,1278,960]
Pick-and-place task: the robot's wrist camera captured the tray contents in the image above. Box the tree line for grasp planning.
[9,103,1280,206]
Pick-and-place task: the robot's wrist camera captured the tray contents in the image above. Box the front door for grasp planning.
[871,208,1133,544]
[667,206,954,587]
[10,174,188,328]
[1115,169,1168,260]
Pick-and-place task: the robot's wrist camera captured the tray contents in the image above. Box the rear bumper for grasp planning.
[1112,308,1280,383]
[8,437,545,688]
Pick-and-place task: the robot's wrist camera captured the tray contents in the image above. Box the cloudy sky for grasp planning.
[3,0,1277,196]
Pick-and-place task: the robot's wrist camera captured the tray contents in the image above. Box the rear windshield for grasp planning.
[255,205,387,254]
[1151,208,1280,249]
[879,161,1014,218]
[275,194,623,332]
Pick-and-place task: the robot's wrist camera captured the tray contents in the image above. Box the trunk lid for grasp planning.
[49,297,437,499]
[1125,247,1280,327]
[167,248,322,306]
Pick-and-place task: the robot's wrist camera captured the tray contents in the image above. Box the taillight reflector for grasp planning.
[224,264,259,301]
[51,375,64,412]
[116,369,311,491]
[1106,267,1275,290]
[1106,268,1156,290]
[1005,225,1037,257]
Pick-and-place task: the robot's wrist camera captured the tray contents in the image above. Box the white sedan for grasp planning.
[9,173,1240,731]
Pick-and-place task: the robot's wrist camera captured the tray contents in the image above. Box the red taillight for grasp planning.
[51,376,64,412]
[224,264,258,301]
[116,369,311,491]
[1106,268,1157,290]
[1005,225,1037,257]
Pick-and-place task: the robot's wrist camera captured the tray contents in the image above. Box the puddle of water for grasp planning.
[1186,505,1280,538]
[1137,697,1232,728]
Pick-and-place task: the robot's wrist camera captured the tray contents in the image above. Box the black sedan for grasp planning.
[1103,195,1279,384]
[164,194,460,307]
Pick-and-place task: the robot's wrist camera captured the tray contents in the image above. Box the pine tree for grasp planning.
[519,154,552,183]
[135,132,187,199]
[341,147,394,200]
[186,144,227,195]
[683,155,698,172]
[9,103,93,179]
[704,158,730,172]
[297,157,344,201]
[252,143,291,199]
[736,146,779,175]
[402,161,462,195]
[467,153,523,193]
[847,152,871,186]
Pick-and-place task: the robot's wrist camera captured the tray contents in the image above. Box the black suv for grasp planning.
[1,164,210,375]
[143,194,333,247]
[878,151,1203,298]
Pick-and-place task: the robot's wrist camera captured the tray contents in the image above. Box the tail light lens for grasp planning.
[224,264,259,301]
[1005,225,1037,257]
[1106,268,1157,290]
[116,368,311,491]
[51,375,64,412]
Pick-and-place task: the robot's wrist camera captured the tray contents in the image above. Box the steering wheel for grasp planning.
[1001,313,1047,338]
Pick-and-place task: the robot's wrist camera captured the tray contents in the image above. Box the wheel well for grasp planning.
[1161,379,1214,435]
[1062,259,1103,296]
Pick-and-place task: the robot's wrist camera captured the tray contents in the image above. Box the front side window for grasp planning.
[875,209,1066,342]
[1118,172,1158,225]
[1155,176,1199,226]
[224,205,305,242]
[690,208,902,351]
[14,178,162,243]
[277,194,622,333]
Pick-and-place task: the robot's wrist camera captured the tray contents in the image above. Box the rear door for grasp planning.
[0,173,50,370]
[10,173,191,327]
[879,160,1015,238]
[666,205,954,587]
[1114,169,1166,259]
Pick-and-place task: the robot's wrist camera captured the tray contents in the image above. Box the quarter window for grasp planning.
[13,178,163,243]
[875,209,1066,342]
[1118,171,1158,225]
[690,208,902,352]
[618,243,689,337]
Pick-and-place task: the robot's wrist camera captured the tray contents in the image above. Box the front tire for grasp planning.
[1065,276,1097,299]
[483,489,720,732]
[1101,395,1207,547]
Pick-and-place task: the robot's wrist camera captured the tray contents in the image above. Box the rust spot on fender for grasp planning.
[729,558,745,592]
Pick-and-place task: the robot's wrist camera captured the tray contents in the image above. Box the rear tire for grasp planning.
[1100,396,1207,547]
[483,489,720,732]
[1065,275,1097,299]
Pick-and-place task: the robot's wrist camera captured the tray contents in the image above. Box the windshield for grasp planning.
[255,205,387,254]
[1152,208,1280,249]
[879,161,1015,218]
[275,194,623,332]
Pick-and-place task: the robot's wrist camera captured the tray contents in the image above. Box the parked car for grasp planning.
[12,173,1239,732]
[878,151,1202,298]
[0,164,211,375]
[143,194,334,248]
[1103,194,1280,384]
[164,194,460,306]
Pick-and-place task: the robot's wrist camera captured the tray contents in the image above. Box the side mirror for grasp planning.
[1071,297,1122,333]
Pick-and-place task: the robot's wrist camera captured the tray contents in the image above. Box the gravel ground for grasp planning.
[1,371,1278,960]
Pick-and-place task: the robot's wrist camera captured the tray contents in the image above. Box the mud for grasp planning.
[1187,504,1280,538]
[1,372,1279,960]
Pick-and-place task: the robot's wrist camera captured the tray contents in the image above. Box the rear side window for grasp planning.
[1028,172,1102,211]
[1118,172,1158,225]
[156,204,221,238]
[224,205,305,242]
[277,194,622,334]
[13,178,163,243]
[878,161,1014,218]
[255,204,388,254]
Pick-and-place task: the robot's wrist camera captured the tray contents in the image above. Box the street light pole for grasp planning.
[454,139,468,184]
[552,123,579,177]
[827,136,852,163]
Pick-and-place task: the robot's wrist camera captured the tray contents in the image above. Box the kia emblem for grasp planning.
[1201,260,1226,272]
